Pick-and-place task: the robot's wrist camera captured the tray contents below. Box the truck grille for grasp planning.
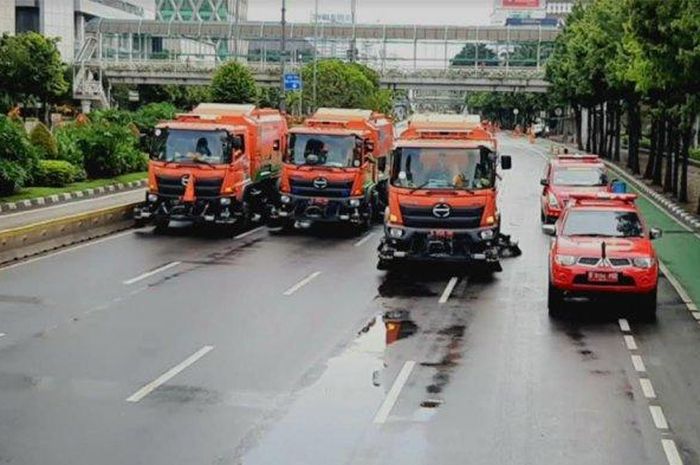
[194,177,223,199]
[156,175,185,198]
[400,205,484,229]
[156,175,223,199]
[290,178,353,198]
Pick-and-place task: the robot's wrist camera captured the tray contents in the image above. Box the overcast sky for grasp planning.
[247,0,493,25]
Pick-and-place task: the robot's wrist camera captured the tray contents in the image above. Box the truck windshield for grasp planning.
[154,129,229,164]
[562,210,644,238]
[288,134,357,168]
[390,147,495,190]
[553,166,607,186]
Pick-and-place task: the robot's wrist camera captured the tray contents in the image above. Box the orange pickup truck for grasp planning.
[377,114,512,271]
[269,108,394,232]
[134,103,287,234]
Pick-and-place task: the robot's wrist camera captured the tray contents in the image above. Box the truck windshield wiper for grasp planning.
[192,158,214,168]
[409,181,431,194]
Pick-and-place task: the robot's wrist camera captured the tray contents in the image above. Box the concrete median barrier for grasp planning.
[0,203,138,266]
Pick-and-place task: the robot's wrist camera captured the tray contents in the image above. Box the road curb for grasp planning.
[0,179,147,215]
[0,203,138,266]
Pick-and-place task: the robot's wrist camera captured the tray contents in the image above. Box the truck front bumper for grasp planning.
[269,194,369,228]
[134,194,242,226]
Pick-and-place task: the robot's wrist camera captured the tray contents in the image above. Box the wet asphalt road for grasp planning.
[0,134,699,465]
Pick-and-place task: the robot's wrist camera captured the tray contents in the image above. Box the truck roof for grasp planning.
[190,103,256,116]
[395,139,492,149]
[289,126,363,136]
[408,113,482,130]
[156,121,247,132]
[312,108,374,121]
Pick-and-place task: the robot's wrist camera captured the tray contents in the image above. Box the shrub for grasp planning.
[54,124,85,167]
[210,61,258,104]
[132,102,177,132]
[29,122,59,158]
[73,121,144,178]
[690,148,700,161]
[34,159,77,187]
[0,116,39,195]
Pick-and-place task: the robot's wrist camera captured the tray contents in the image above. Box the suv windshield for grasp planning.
[154,129,229,164]
[562,210,644,238]
[288,134,357,168]
[390,147,495,190]
[553,166,607,186]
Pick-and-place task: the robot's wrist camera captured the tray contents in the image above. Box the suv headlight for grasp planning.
[389,227,404,238]
[349,198,361,207]
[555,254,577,266]
[220,197,232,206]
[548,192,559,208]
[632,257,655,268]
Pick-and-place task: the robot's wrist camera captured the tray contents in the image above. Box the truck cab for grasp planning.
[378,114,512,271]
[134,103,287,233]
[269,108,393,231]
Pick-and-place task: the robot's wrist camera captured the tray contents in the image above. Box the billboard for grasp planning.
[502,0,542,7]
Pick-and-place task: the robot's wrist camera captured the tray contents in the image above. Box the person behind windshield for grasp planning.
[424,153,458,186]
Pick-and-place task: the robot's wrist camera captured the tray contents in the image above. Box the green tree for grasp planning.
[0,33,68,122]
[299,59,375,111]
[210,61,258,104]
[451,43,498,67]
[29,122,59,159]
[0,116,39,195]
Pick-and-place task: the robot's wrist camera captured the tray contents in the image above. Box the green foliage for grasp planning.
[363,89,394,116]
[0,33,68,116]
[131,102,178,131]
[72,121,146,178]
[33,159,79,187]
[690,147,700,161]
[0,116,39,195]
[349,63,381,88]
[300,59,376,110]
[257,86,281,108]
[54,124,84,167]
[210,61,258,104]
[451,44,498,67]
[29,122,58,159]
[466,91,551,128]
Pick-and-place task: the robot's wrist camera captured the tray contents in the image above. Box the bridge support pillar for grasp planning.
[80,100,92,114]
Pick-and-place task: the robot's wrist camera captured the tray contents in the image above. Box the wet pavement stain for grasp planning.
[420,399,444,408]
[579,349,598,361]
[0,294,41,305]
[377,275,438,298]
[566,329,587,346]
[422,323,467,396]
[590,369,612,376]
[148,385,221,404]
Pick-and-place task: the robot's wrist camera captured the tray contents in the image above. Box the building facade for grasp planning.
[0,0,155,61]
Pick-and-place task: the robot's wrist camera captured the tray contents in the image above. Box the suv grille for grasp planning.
[400,205,484,229]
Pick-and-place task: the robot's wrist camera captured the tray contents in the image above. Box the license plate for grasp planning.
[312,197,329,205]
[429,229,454,239]
[587,271,619,283]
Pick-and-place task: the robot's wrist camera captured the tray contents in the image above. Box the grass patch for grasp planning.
[1,172,147,202]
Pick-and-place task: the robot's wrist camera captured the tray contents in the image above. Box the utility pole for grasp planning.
[312,0,319,111]
[349,0,357,62]
[280,0,287,113]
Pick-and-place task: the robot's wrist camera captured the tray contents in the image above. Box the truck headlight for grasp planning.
[548,192,559,208]
[280,195,291,204]
[632,257,655,268]
[220,197,232,206]
[147,193,158,203]
[389,227,404,238]
[479,229,495,240]
[349,198,361,207]
[555,254,577,266]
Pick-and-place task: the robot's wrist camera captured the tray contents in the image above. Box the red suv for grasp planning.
[544,193,662,319]
[541,154,610,224]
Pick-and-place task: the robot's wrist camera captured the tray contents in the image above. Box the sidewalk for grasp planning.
[531,135,700,309]
[0,189,143,232]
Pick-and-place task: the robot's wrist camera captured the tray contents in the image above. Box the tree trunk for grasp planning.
[652,112,665,186]
[679,118,692,203]
[664,116,674,193]
[644,115,657,179]
[586,107,592,152]
[599,104,607,158]
[574,105,583,150]
[628,98,641,174]
[614,102,622,163]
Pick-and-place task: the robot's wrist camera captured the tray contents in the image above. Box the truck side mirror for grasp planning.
[273,140,280,151]
[365,139,375,153]
[649,228,662,240]
[377,157,387,173]
[540,178,549,186]
[542,224,556,236]
[501,155,512,170]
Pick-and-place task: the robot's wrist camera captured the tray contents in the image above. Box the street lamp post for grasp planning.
[280,0,287,113]
[312,0,319,111]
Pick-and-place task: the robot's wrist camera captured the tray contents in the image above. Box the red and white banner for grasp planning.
[502,0,542,8]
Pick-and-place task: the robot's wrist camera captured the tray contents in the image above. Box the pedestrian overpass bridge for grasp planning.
[74,19,558,108]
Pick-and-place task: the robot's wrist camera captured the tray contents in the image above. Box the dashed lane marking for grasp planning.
[438,277,459,304]
[283,271,322,296]
[126,345,214,402]
[354,232,376,247]
[640,378,657,399]
[618,318,631,332]
[373,360,416,424]
[624,335,638,351]
[0,333,5,338]
[662,439,684,465]
[650,405,669,430]
[123,261,182,285]
[631,354,647,373]
[234,226,265,240]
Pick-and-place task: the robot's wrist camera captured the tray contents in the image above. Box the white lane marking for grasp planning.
[123,261,182,285]
[624,335,638,351]
[283,271,322,296]
[0,333,5,338]
[0,229,136,272]
[649,405,669,430]
[373,360,416,424]
[631,354,647,373]
[0,190,140,220]
[126,345,214,402]
[662,439,684,465]
[618,318,631,332]
[234,226,264,240]
[438,277,459,304]
[640,378,657,399]
[659,261,696,309]
[354,232,376,247]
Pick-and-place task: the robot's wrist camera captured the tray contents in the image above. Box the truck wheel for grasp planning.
[548,282,565,318]
[540,210,546,223]
[377,258,393,271]
[134,218,149,228]
[638,288,657,322]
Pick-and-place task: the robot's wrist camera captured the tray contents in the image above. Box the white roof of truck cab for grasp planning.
[313,108,374,120]
[409,113,481,129]
[191,103,256,116]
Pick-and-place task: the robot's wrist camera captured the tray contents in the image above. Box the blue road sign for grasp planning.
[284,73,302,91]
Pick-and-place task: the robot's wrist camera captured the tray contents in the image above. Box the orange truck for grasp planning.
[134,103,288,233]
[377,114,512,271]
[269,108,394,231]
